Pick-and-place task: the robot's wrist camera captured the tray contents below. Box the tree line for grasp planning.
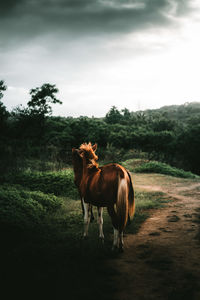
[1,80,200,174]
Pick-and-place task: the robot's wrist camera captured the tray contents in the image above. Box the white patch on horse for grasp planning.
[82,198,91,237]
[97,207,104,239]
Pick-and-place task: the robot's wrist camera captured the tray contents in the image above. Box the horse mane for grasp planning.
[79,142,99,170]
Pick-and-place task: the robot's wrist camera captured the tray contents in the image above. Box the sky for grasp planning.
[1,0,200,117]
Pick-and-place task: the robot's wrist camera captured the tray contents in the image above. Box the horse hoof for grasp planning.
[83,235,88,240]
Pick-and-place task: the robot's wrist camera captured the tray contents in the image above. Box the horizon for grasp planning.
[3,94,200,119]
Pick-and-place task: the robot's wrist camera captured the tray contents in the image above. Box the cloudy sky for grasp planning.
[1,0,200,117]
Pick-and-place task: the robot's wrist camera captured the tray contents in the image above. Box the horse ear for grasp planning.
[92,143,97,152]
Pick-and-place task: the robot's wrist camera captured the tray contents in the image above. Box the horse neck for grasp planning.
[81,155,89,177]
[80,155,99,197]
[76,168,83,187]
[73,161,83,188]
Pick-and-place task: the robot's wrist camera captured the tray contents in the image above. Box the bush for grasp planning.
[134,161,199,178]
[0,184,62,228]
[0,169,79,199]
[121,158,148,172]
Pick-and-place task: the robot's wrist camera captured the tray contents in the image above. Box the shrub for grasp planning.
[121,158,148,172]
[0,169,79,199]
[0,184,62,229]
[134,161,199,178]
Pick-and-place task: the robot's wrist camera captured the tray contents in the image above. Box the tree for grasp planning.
[105,106,122,124]
[28,83,62,117]
[0,80,7,99]
[0,80,9,126]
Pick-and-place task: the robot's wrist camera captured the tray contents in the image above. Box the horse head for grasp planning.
[79,142,99,169]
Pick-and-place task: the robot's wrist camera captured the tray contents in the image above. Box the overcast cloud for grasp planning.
[1,0,200,116]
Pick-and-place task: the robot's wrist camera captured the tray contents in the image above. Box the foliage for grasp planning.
[134,161,199,178]
[1,78,200,175]
[0,80,9,124]
[121,158,148,172]
[0,184,62,228]
[1,169,79,198]
[28,83,62,116]
[0,80,7,99]
[105,106,123,124]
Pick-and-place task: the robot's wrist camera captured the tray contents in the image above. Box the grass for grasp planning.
[0,166,175,299]
[0,169,79,198]
[123,159,199,179]
[0,184,63,231]
[121,158,148,172]
[1,194,116,299]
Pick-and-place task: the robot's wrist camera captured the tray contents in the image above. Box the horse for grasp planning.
[72,142,135,251]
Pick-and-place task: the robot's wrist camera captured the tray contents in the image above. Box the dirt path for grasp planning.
[109,174,200,300]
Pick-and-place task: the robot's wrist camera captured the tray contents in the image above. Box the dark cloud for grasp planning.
[0,0,195,40]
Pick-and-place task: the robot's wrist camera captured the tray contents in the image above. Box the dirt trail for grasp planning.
[109,174,200,300]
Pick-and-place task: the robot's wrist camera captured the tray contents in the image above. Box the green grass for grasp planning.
[123,159,199,179]
[0,190,115,299]
[0,167,174,299]
[121,158,148,172]
[0,169,79,198]
[0,184,62,229]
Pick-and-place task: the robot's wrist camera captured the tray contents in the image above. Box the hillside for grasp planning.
[144,101,200,124]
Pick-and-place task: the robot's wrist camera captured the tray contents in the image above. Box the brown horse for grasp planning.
[72,142,135,251]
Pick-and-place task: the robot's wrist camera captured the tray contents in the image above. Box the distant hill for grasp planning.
[142,102,200,124]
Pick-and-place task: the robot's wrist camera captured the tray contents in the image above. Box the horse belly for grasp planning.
[85,186,117,207]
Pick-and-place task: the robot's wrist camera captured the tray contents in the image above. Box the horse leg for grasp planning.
[107,206,119,250]
[112,228,119,250]
[118,232,124,252]
[90,206,95,223]
[97,207,104,241]
[81,197,94,223]
[82,199,91,238]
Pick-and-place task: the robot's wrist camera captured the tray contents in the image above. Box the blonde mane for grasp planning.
[79,142,99,169]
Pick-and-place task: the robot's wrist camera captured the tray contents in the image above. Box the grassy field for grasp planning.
[1,161,191,299]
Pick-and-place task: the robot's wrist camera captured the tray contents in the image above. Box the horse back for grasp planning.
[84,163,127,206]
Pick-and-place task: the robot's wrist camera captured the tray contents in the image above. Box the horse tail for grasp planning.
[126,170,135,220]
[115,175,129,233]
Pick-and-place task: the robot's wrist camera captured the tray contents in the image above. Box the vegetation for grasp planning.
[0,184,62,229]
[1,79,200,175]
[134,161,199,179]
[0,167,172,299]
[0,169,79,198]
[1,79,200,298]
